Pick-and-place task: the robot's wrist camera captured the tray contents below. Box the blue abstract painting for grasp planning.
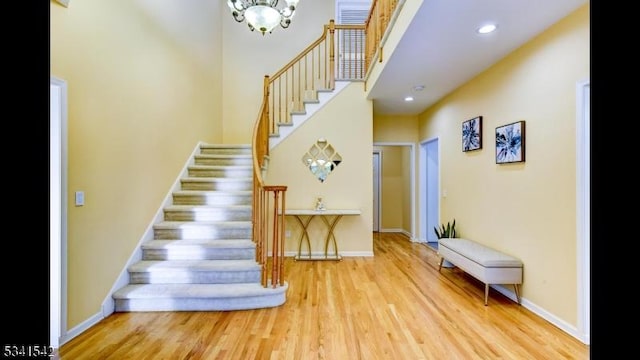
[495,121,525,163]
[462,116,482,152]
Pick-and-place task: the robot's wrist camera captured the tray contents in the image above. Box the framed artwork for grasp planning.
[495,121,525,164]
[462,116,482,152]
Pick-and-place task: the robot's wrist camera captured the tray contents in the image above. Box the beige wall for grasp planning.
[379,146,403,230]
[373,114,420,143]
[51,0,223,329]
[221,1,336,143]
[418,4,589,326]
[267,82,373,256]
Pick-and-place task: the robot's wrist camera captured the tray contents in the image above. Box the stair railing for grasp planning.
[263,20,366,138]
[251,3,402,288]
[364,0,402,77]
[252,96,287,288]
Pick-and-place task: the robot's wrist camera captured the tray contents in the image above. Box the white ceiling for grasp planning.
[367,0,588,115]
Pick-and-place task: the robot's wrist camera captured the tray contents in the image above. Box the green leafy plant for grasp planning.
[434,219,456,239]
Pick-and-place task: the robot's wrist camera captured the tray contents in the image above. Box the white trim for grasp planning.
[575,78,590,345]
[372,150,381,232]
[50,76,68,349]
[418,137,439,243]
[379,228,404,233]
[60,311,103,346]
[373,142,416,239]
[514,293,585,343]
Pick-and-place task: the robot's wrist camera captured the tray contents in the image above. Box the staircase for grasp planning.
[112,144,288,312]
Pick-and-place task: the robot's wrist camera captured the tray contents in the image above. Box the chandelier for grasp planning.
[227,0,299,35]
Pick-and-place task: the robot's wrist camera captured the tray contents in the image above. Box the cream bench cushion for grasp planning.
[437,238,523,305]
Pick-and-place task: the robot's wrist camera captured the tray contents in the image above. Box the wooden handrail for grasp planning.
[271,26,330,81]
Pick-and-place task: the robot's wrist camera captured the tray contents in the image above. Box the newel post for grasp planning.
[328,19,336,90]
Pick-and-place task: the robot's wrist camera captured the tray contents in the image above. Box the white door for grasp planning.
[426,140,439,243]
[372,151,381,232]
[419,138,439,244]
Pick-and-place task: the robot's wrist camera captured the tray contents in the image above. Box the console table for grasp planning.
[284,209,361,261]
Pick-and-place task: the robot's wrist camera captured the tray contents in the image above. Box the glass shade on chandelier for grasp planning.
[227,0,299,35]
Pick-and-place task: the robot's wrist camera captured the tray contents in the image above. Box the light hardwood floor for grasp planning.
[57,232,589,359]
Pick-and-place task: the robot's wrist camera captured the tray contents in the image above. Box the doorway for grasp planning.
[419,138,439,247]
[50,76,68,349]
[372,143,415,238]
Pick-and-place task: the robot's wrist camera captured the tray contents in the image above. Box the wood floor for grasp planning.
[57,232,589,359]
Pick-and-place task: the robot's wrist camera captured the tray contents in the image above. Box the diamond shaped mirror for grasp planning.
[302,138,342,183]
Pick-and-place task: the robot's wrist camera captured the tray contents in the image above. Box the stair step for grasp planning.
[199,144,251,155]
[153,221,252,240]
[188,165,253,178]
[142,239,255,260]
[127,259,261,284]
[180,177,252,191]
[194,154,253,166]
[163,205,252,221]
[172,190,252,206]
[113,283,288,312]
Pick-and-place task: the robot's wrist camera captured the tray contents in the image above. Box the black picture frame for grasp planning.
[495,120,525,164]
[462,116,482,152]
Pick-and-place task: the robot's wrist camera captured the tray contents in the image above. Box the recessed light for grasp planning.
[477,24,497,34]
[404,96,414,102]
[413,85,425,91]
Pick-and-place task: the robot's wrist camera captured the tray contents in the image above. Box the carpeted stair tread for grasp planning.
[188,164,252,169]
[163,204,251,210]
[172,190,252,195]
[142,239,255,248]
[113,283,287,299]
[181,177,252,182]
[153,220,252,227]
[195,154,252,158]
[129,259,260,271]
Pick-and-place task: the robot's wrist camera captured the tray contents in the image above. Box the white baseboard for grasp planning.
[380,228,415,241]
[59,310,103,346]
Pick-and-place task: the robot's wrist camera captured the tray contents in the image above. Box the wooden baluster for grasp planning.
[279,189,286,286]
[261,188,268,287]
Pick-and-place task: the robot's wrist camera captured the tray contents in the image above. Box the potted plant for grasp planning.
[434,219,457,268]
[434,219,456,239]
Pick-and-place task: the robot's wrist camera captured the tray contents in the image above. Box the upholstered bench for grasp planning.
[437,238,523,306]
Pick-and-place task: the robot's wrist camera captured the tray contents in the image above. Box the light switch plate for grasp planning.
[75,191,84,206]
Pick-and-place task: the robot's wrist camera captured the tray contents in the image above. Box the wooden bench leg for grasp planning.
[484,284,489,306]
[438,257,444,271]
[514,284,521,305]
